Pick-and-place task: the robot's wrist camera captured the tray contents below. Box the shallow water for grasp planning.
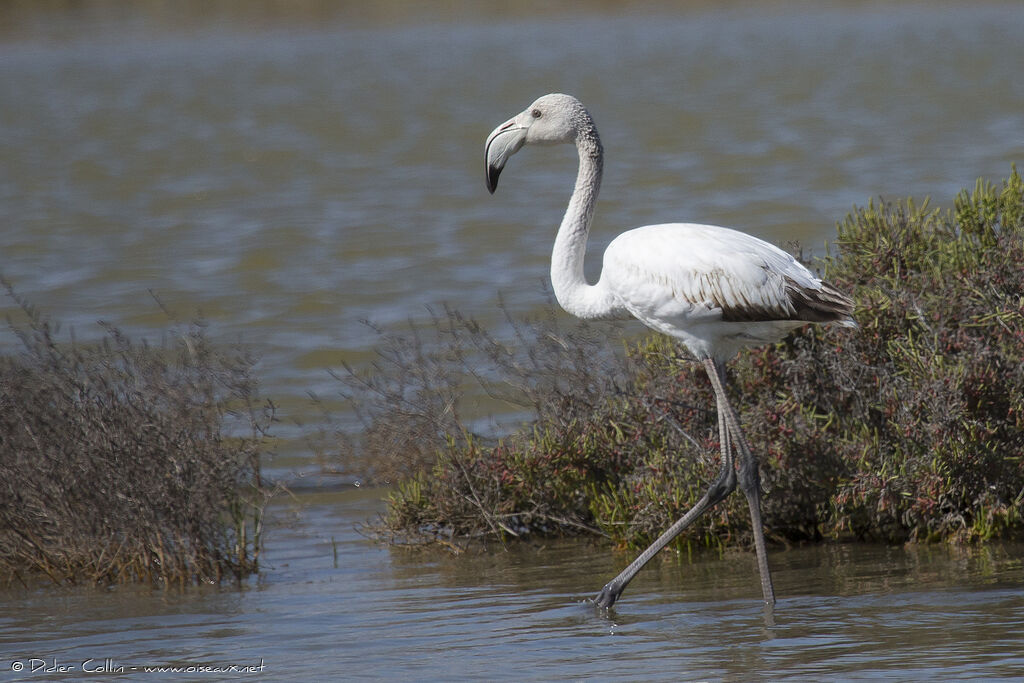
[2,1,1024,680]
[3,488,1024,680]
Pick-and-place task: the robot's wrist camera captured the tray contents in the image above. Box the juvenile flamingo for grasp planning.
[484,94,855,608]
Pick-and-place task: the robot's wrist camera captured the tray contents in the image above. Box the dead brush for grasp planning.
[0,283,273,587]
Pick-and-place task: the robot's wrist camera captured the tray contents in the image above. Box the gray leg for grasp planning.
[704,359,776,607]
[593,357,737,609]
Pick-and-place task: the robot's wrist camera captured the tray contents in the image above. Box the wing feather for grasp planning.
[601,223,853,325]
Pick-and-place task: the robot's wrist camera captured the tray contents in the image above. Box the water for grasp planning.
[2,1,1024,679]
[3,488,1024,680]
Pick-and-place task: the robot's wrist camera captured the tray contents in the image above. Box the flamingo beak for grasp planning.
[485,118,527,194]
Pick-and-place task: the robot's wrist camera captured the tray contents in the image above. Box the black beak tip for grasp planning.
[486,166,501,194]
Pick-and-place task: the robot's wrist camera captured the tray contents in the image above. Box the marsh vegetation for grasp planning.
[0,287,272,587]
[343,168,1024,551]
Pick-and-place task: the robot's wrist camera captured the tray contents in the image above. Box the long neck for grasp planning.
[550,126,613,319]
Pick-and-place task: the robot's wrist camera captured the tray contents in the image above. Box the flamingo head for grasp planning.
[484,93,591,193]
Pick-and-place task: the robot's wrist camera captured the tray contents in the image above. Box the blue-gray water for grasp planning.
[4,487,1024,680]
[2,2,1023,679]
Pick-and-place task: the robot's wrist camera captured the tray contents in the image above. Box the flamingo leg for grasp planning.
[593,357,738,609]
[703,358,777,607]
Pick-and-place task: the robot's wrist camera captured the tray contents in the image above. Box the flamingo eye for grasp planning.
[531,108,542,119]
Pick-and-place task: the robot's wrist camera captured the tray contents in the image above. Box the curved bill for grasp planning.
[484,119,526,194]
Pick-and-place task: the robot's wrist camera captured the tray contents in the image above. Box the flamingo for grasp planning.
[484,93,855,609]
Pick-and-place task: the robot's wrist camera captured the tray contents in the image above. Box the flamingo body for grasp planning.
[598,221,848,361]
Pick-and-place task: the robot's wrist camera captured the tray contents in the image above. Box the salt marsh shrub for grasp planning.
[0,288,272,586]
[352,168,1024,549]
